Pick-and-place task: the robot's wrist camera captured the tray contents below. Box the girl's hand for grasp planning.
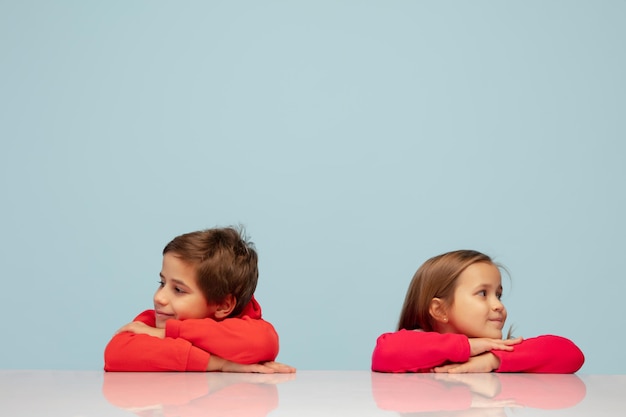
[469,336,522,356]
[434,352,500,373]
[116,322,165,339]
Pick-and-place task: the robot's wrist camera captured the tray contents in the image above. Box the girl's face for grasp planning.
[153,253,218,329]
[444,262,507,339]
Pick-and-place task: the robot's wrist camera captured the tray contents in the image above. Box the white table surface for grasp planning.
[1,370,624,416]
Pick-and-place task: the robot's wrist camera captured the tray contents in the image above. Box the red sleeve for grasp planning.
[492,335,585,373]
[103,310,210,372]
[372,330,471,373]
[165,316,279,364]
[104,332,210,372]
[164,298,279,364]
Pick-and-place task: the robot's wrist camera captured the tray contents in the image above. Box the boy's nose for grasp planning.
[154,289,168,306]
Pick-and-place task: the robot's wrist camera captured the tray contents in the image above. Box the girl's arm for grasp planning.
[371,330,471,373]
[492,335,585,373]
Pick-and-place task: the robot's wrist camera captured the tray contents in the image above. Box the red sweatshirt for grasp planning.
[371,330,584,373]
[104,296,279,372]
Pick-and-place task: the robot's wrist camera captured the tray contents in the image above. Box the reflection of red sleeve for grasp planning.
[493,335,585,373]
[102,373,209,408]
[495,374,586,409]
[102,373,278,417]
[371,373,472,412]
[372,330,470,372]
[163,384,278,417]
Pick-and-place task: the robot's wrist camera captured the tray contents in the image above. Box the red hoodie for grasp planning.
[104,296,279,371]
[371,330,584,373]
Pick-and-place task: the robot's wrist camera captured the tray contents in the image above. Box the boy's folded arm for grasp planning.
[104,332,210,372]
[165,316,280,364]
[492,335,585,373]
[371,330,470,373]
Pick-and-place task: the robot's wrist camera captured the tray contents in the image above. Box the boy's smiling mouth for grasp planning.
[155,310,174,318]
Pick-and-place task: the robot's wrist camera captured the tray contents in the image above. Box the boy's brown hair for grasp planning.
[163,226,258,317]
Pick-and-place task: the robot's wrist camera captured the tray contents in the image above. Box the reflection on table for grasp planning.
[371,372,586,416]
[103,372,296,417]
[3,370,624,417]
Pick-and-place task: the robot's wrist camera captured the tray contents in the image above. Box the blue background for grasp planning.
[1,1,624,373]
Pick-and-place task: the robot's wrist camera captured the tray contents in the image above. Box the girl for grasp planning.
[371,250,584,373]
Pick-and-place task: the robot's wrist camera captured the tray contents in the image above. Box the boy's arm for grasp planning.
[492,335,585,373]
[165,316,279,364]
[104,310,210,372]
[104,331,210,372]
[371,330,471,373]
[104,331,288,373]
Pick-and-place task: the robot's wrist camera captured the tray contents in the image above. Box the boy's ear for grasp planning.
[429,298,449,324]
[214,294,236,319]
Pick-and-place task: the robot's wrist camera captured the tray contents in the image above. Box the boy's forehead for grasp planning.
[162,253,199,278]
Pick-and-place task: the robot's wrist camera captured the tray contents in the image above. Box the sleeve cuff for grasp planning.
[165,320,181,339]
[186,348,211,371]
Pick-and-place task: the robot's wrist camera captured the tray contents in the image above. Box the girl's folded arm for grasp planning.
[493,335,585,373]
[372,330,471,373]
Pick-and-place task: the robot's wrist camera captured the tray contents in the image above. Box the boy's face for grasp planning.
[153,252,218,329]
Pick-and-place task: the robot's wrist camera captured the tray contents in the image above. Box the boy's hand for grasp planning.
[260,361,296,373]
[116,321,165,339]
[433,352,500,373]
[469,336,522,356]
[208,357,296,374]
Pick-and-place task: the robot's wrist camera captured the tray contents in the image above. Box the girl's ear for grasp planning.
[214,294,236,319]
[429,298,449,324]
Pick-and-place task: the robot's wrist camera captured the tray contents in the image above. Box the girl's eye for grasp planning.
[497,292,503,300]
[477,290,487,296]
[157,280,165,288]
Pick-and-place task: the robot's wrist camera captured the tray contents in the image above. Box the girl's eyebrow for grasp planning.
[473,283,503,290]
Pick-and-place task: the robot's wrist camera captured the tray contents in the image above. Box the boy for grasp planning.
[104,226,294,373]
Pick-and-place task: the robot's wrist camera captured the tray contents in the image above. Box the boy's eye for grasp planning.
[477,290,487,296]
[174,287,185,294]
[157,280,165,288]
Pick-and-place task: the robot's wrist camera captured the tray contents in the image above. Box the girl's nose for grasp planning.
[493,299,504,311]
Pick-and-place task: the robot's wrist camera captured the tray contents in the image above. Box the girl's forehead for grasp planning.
[458,262,502,285]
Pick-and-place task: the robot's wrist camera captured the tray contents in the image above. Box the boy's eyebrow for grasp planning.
[159,273,191,288]
[171,278,190,288]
